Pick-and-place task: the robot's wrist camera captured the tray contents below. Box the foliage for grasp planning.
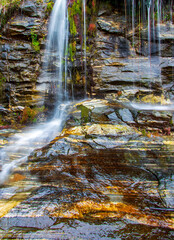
[69,41,76,62]
[88,22,96,36]
[20,106,45,124]
[0,0,22,29]
[31,29,40,52]
[0,0,21,7]
[0,72,6,96]
[68,0,82,36]
[45,0,54,17]
[0,72,6,86]
[36,0,43,4]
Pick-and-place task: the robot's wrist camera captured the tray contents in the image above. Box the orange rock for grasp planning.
[10,173,26,183]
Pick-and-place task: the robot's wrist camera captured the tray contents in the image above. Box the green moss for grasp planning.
[69,41,76,62]
[0,73,6,86]
[31,29,40,52]
[45,0,54,17]
[69,18,77,36]
[69,0,81,17]
[68,0,82,37]
[77,105,92,123]
[36,0,43,4]
[0,73,6,96]
[0,0,22,29]
[0,0,21,7]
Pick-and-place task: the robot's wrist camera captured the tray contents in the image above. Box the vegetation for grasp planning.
[45,0,54,18]
[0,0,21,7]
[20,106,45,124]
[77,104,91,123]
[0,72,6,86]
[0,0,22,29]
[31,29,40,52]
[68,0,82,37]
[0,72,6,97]
[69,41,76,62]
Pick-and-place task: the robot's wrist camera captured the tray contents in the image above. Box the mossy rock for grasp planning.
[77,104,92,123]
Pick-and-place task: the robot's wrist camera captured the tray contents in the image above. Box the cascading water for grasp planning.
[147,0,152,57]
[83,0,87,96]
[125,0,174,110]
[0,0,70,184]
[44,0,69,113]
[157,0,161,56]
[132,0,135,48]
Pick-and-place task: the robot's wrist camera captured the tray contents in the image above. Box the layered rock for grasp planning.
[91,1,174,102]
[0,0,173,116]
[0,99,173,238]
[0,0,48,109]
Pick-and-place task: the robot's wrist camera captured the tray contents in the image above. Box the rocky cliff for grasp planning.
[0,0,173,126]
[92,0,174,102]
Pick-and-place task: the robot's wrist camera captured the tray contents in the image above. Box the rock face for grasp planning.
[0,0,173,112]
[0,1,173,238]
[0,99,173,238]
[91,1,174,102]
[0,0,48,109]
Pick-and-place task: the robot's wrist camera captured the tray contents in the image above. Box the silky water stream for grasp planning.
[0,0,174,239]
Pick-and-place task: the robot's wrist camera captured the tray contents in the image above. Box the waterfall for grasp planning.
[147,0,152,57]
[83,0,87,96]
[157,0,161,56]
[132,0,135,47]
[0,0,70,184]
[44,0,69,115]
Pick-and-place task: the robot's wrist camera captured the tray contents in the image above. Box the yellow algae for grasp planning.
[106,62,126,67]
[0,192,28,218]
[50,200,174,229]
[163,140,174,145]
[63,124,137,136]
[86,124,103,135]
[0,200,21,218]
[141,94,171,105]
[0,139,8,145]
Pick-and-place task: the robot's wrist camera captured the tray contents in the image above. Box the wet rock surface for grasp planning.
[0,0,48,108]
[0,0,174,239]
[0,99,173,239]
[91,2,174,102]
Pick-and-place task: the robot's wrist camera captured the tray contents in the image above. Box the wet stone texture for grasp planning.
[0,0,48,108]
[0,99,173,239]
[91,2,174,103]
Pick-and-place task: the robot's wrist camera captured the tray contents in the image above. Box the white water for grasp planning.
[157,0,161,55]
[0,104,69,184]
[0,0,69,184]
[147,0,152,57]
[83,0,87,96]
[130,102,174,112]
[44,0,69,108]
[132,0,135,47]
